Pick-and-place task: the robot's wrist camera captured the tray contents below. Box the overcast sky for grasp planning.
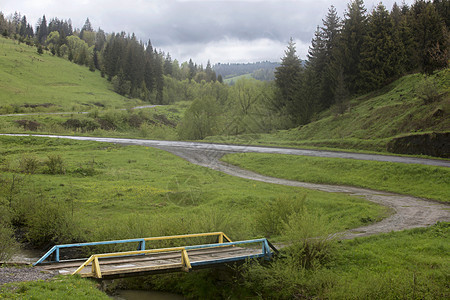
[1,0,414,65]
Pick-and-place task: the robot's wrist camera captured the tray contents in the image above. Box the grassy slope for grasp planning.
[0,37,141,112]
[222,153,450,202]
[235,222,449,299]
[207,69,450,153]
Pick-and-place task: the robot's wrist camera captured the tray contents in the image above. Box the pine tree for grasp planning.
[19,16,27,37]
[320,6,341,109]
[144,40,155,93]
[36,15,48,44]
[360,3,405,91]
[154,50,164,104]
[164,53,173,76]
[337,0,368,93]
[433,0,450,27]
[274,38,307,125]
[409,1,448,74]
[205,60,216,82]
[188,59,196,82]
[393,3,417,72]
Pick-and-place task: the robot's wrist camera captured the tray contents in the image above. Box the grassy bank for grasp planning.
[0,275,108,299]
[222,153,450,202]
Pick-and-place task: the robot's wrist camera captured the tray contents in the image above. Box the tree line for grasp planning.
[0,0,448,139]
[274,0,449,126]
[0,13,218,104]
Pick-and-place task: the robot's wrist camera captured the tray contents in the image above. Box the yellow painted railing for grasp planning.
[71,232,232,278]
[143,232,232,244]
[73,247,191,278]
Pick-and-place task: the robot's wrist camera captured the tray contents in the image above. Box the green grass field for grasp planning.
[222,153,450,202]
[0,37,141,113]
[0,136,387,247]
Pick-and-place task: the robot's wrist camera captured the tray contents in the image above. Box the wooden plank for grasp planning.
[88,263,183,277]
[42,246,246,271]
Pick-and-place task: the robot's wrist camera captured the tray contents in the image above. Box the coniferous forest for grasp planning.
[0,0,448,134]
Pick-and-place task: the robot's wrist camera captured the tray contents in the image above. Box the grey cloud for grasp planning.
[99,0,327,47]
[2,0,415,63]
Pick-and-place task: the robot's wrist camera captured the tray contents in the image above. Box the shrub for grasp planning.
[14,120,41,131]
[0,224,17,261]
[283,208,338,269]
[19,155,40,174]
[416,76,442,104]
[72,160,98,177]
[25,197,79,247]
[255,195,305,237]
[44,154,65,175]
[0,206,17,261]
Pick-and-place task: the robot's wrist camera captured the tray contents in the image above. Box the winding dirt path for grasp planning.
[3,134,450,239]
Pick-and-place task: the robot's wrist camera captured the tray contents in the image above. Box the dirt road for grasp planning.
[3,134,450,238]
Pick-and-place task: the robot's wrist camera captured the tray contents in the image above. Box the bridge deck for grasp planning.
[39,246,264,278]
[34,233,277,279]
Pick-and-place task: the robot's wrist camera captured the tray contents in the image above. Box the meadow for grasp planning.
[0,135,387,248]
[222,153,450,203]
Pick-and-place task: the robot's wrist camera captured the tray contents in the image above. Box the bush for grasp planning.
[255,195,305,237]
[19,155,40,174]
[14,120,41,131]
[0,224,17,261]
[72,160,98,177]
[416,76,442,104]
[44,154,65,175]
[283,208,338,269]
[0,206,17,262]
[25,197,79,247]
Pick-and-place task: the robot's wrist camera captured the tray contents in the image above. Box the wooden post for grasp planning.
[181,249,192,272]
[92,257,102,278]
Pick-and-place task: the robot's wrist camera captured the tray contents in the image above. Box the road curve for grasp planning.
[2,134,449,167]
[2,134,449,238]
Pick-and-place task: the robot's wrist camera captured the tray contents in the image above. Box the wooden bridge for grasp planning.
[33,232,278,279]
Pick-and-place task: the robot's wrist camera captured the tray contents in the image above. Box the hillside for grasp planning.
[0,37,141,114]
[206,69,450,156]
[214,61,279,81]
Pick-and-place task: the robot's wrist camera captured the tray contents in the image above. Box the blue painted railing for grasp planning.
[185,238,275,266]
[33,238,147,266]
[34,233,278,268]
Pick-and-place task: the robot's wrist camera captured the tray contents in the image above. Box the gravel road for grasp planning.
[1,134,449,284]
[0,267,56,285]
